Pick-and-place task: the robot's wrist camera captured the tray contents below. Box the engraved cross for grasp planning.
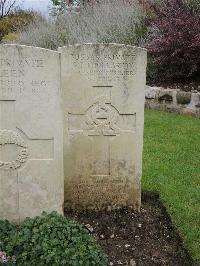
[68,88,136,177]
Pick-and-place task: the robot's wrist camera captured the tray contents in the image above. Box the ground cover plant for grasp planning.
[0,212,107,266]
[143,109,200,263]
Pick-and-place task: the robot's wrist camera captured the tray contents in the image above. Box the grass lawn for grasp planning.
[143,109,200,263]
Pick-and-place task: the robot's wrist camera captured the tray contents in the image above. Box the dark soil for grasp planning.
[65,192,196,266]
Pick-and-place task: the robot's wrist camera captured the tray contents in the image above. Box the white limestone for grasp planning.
[60,44,147,210]
[0,45,63,223]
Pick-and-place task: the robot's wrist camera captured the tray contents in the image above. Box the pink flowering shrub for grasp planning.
[147,0,200,84]
[0,251,9,264]
[0,250,15,265]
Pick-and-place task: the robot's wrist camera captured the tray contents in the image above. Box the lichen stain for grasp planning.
[64,171,140,211]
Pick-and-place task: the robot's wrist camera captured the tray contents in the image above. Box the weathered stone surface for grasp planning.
[189,93,200,108]
[60,44,147,210]
[0,45,63,223]
[145,87,200,118]
[145,86,160,99]
[157,90,174,102]
[176,91,191,104]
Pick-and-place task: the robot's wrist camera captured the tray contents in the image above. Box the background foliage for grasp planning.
[1,0,200,84]
[18,0,147,48]
[147,0,200,84]
[0,0,19,18]
[0,10,35,42]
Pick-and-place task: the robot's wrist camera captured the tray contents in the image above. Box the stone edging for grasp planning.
[145,86,200,119]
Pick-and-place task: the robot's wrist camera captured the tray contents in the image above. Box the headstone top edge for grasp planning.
[58,43,147,53]
[0,44,59,54]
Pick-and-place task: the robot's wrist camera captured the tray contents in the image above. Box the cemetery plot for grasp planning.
[66,193,194,266]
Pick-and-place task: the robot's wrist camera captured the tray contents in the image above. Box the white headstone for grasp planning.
[0,45,63,223]
[60,44,147,210]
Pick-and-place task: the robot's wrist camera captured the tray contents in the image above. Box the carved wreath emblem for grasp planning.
[85,97,120,136]
[0,130,29,170]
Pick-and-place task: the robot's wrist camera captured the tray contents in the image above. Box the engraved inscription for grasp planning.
[0,79,53,96]
[0,69,25,78]
[0,56,55,97]
[0,130,28,170]
[0,57,44,68]
[69,51,137,81]
[65,176,132,210]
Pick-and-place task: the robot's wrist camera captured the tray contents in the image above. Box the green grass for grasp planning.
[143,109,200,263]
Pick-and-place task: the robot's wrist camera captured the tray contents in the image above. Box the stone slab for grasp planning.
[60,44,147,210]
[0,45,63,223]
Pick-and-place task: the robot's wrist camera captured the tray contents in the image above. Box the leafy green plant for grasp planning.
[0,10,35,42]
[0,221,16,265]
[2,32,18,42]
[0,212,107,266]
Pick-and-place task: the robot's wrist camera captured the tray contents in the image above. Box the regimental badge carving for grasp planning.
[85,96,120,136]
[0,129,29,170]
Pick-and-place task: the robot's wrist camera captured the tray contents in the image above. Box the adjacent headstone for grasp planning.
[0,45,63,223]
[60,44,147,210]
